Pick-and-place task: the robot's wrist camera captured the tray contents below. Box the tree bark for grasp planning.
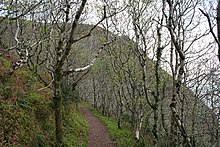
[53,69,63,145]
[217,0,220,62]
[92,76,97,108]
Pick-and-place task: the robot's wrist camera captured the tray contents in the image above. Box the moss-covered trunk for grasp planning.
[53,69,63,145]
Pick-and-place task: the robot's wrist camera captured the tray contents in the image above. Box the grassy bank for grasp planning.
[63,104,89,146]
[0,55,88,146]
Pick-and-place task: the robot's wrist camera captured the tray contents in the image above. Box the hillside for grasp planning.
[75,25,219,146]
[0,17,219,146]
[0,50,88,146]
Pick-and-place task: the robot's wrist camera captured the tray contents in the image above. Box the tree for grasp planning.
[199,0,220,62]
[0,0,46,71]
[217,0,220,62]
[0,0,112,145]
[37,0,119,144]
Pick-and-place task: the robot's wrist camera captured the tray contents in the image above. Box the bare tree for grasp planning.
[199,0,220,62]
[217,0,220,62]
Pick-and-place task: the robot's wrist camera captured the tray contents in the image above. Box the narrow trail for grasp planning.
[80,105,116,147]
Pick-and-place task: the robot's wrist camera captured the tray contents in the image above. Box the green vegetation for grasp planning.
[0,60,55,146]
[0,56,11,70]
[82,102,147,147]
[61,78,89,146]
[64,105,88,146]
[0,55,88,146]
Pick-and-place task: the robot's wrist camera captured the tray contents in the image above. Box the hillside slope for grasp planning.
[0,18,218,146]
[76,26,219,146]
[0,50,88,146]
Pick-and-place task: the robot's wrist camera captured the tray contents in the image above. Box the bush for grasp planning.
[61,78,80,105]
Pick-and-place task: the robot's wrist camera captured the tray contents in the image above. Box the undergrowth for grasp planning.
[63,104,88,146]
[0,55,88,146]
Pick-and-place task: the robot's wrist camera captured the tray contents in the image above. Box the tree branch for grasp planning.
[72,6,126,43]
[63,40,114,76]
[58,0,87,69]
[199,8,220,62]
[37,72,54,91]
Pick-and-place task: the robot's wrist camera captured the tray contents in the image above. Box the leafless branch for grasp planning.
[63,40,114,76]
[199,8,220,47]
[37,72,54,91]
[72,6,127,43]
[199,8,220,62]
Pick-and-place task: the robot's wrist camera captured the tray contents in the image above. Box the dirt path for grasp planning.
[80,105,116,147]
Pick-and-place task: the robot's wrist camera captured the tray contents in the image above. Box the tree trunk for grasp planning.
[92,76,97,108]
[217,0,220,62]
[117,107,122,129]
[152,25,163,144]
[152,106,158,142]
[191,95,197,147]
[118,95,123,129]
[53,69,63,146]
[135,108,144,141]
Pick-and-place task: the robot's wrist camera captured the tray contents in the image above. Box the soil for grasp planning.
[80,105,116,147]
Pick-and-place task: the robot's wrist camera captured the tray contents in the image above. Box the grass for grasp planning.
[82,102,146,147]
[0,56,11,68]
[63,104,89,147]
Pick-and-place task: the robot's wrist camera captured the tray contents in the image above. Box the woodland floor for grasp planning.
[80,105,116,147]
